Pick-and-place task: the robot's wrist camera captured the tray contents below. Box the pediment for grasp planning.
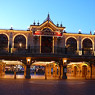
[39,21,59,31]
[30,14,65,33]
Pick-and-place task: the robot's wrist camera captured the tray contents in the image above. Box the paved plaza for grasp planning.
[0,79,95,95]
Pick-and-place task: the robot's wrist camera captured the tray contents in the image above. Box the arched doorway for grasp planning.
[82,65,87,77]
[0,34,8,48]
[41,28,53,53]
[1,60,25,79]
[14,35,26,49]
[82,38,93,55]
[66,37,77,54]
[30,61,59,79]
[74,66,77,77]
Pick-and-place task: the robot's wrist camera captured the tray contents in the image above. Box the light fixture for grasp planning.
[94,30,95,35]
[10,25,13,30]
[27,59,30,62]
[19,43,22,48]
[64,59,67,63]
[79,29,81,32]
[78,29,82,34]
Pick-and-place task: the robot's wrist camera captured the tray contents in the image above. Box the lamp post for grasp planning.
[25,57,31,79]
[62,59,67,79]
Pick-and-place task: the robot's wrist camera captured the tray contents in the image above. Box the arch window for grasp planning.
[66,37,77,50]
[0,34,8,48]
[82,38,92,50]
[14,35,26,49]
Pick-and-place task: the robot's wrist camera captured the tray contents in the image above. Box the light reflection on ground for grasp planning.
[29,80,85,85]
[0,74,59,79]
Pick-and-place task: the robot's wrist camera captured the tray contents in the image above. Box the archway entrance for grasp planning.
[0,60,25,79]
[82,65,87,77]
[74,66,77,77]
[41,36,53,53]
[30,61,60,79]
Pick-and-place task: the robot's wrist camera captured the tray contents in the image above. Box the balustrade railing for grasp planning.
[0,47,94,56]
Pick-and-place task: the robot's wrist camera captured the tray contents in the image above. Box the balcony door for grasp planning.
[41,36,53,53]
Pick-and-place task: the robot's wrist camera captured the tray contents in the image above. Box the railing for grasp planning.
[0,47,94,56]
[82,49,94,56]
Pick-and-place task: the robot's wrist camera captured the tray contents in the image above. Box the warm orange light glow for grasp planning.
[34,31,41,35]
[27,59,30,62]
[64,59,67,63]
[19,43,22,47]
[56,32,61,36]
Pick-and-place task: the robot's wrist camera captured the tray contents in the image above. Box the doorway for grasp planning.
[82,65,87,77]
[74,66,77,77]
[41,36,53,53]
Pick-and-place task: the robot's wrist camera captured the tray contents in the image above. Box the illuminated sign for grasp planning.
[33,30,62,36]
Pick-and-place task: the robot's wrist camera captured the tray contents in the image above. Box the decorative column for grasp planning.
[45,65,48,79]
[24,65,26,77]
[55,65,58,77]
[9,32,13,53]
[59,64,63,79]
[25,57,31,79]
[54,37,57,53]
[62,59,67,79]
[52,36,54,54]
[62,34,65,47]
[40,36,41,53]
[94,37,95,56]
[27,33,30,49]
[58,66,60,77]
[48,64,51,77]
[53,63,56,77]
[0,64,2,76]
[80,64,83,78]
[78,36,82,55]
[2,64,5,75]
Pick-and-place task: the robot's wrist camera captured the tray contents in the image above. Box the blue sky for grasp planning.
[0,0,95,34]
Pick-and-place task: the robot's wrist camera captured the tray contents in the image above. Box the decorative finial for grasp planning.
[47,13,50,22]
[43,13,53,23]
[10,25,13,30]
[47,13,50,20]
[60,22,63,27]
[37,20,40,25]
[90,31,92,35]
[33,20,36,25]
[78,29,82,34]
[27,26,30,31]
[94,30,95,35]
[57,22,59,27]
[63,28,66,33]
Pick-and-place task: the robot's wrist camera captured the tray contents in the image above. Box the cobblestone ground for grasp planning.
[0,79,95,95]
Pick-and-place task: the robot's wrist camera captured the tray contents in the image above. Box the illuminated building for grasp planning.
[0,14,95,79]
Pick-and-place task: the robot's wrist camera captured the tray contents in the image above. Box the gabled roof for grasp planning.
[30,14,65,32]
[43,13,53,23]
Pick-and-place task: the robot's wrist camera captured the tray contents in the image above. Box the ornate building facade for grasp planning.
[0,14,95,79]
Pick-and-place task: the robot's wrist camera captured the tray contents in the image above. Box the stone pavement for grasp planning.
[0,79,95,95]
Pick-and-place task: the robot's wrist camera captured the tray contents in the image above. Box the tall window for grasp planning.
[41,36,53,53]
[14,35,26,49]
[66,37,77,51]
[0,34,8,48]
[82,38,92,50]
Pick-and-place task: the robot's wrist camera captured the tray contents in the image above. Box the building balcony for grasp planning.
[0,47,94,58]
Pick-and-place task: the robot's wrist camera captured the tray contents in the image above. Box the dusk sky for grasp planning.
[0,0,95,34]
